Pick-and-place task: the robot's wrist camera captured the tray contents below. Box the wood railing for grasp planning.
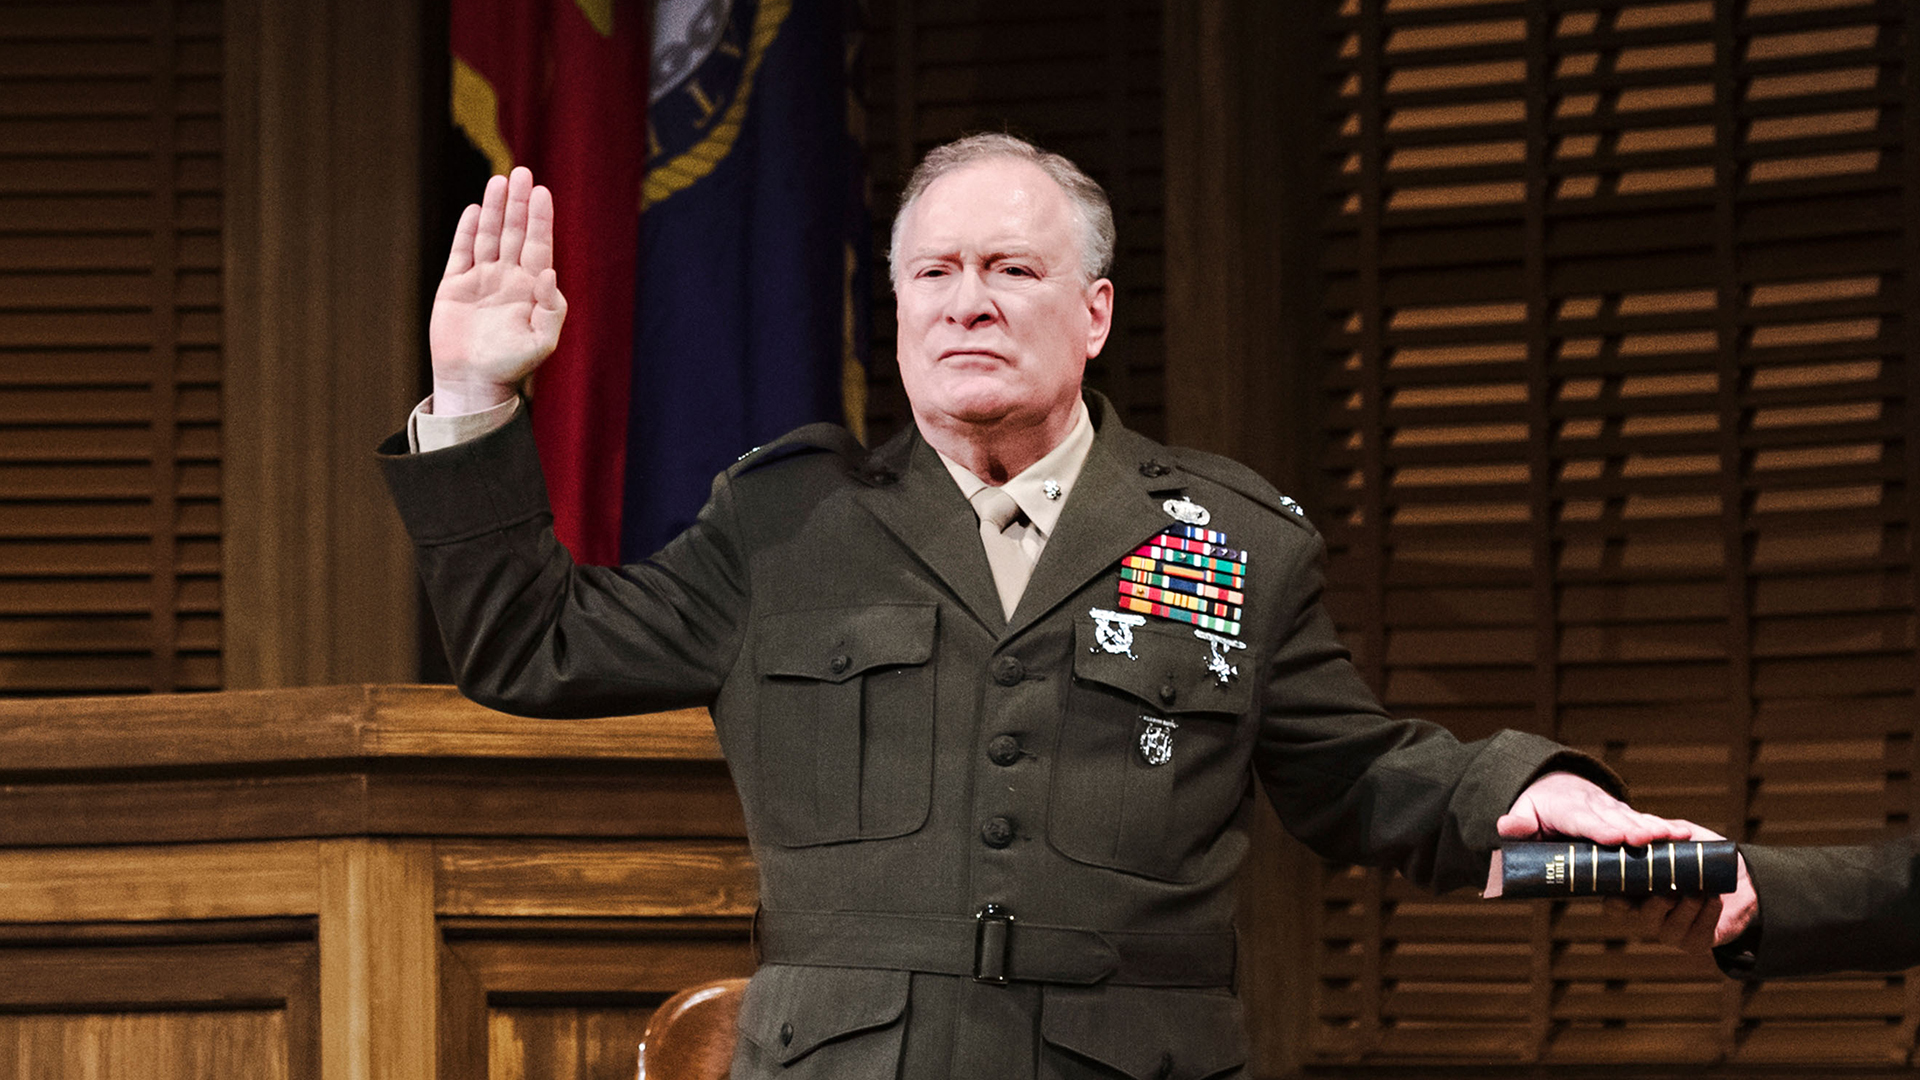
[0,685,756,1079]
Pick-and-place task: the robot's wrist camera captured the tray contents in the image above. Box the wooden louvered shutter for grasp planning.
[1316,0,1918,1068]
[862,0,1167,443]
[0,0,221,695]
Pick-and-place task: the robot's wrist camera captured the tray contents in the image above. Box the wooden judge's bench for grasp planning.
[0,685,757,1078]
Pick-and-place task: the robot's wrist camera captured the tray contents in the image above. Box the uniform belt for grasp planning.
[754,907,1236,988]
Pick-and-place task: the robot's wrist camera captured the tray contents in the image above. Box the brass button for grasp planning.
[828,654,851,675]
[992,656,1024,685]
[1158,682,1177,705]
[780,1021,793,1046]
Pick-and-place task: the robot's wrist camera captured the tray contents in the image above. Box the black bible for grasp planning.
[1488,840,1738,898]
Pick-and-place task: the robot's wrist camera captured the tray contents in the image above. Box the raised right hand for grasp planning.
[428,166,568,415]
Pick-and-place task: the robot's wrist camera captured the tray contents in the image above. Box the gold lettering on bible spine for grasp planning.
[1544,850,1569,888]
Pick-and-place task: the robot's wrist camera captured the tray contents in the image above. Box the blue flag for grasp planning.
[624,0,868,560]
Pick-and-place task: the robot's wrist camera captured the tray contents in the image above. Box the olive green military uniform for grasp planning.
[380,392,1607,1079]
[1717,837,1920,978]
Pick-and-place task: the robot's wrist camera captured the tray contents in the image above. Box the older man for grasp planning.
[382,135,1684,1079]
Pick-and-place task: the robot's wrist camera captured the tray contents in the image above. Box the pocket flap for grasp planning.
[1042,984,1248,1080]
[760,603,937,682]
[1074,618,1253,716]
[737,965,910,1064]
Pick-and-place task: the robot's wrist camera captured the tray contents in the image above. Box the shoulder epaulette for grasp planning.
[1164,447,1316,532]
[726,423,866,478]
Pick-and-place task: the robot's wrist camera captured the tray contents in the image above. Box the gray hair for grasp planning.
[888,133,1116,289]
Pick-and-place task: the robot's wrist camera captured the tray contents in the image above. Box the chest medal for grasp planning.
[1138,715,1179,767]
[1162,496,1210,526]
[1194,629,1248,686]
[1117,520,1246,637]
[1116,500,1253,689]
[1087,606,1147,658]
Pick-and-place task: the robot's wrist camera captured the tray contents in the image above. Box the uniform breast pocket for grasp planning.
[754,603,937,847]
[1048,618,1255,881]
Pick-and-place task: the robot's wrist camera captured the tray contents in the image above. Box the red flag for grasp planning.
[450,0,647,565]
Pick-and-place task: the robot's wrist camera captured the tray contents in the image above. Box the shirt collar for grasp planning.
[935,397,1094,539]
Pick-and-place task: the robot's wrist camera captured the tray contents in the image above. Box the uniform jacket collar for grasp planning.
[855,391,1189,638]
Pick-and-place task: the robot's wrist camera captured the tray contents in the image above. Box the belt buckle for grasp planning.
[973,904,1014,984]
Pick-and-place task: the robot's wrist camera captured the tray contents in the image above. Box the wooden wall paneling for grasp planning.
[437,940,487,1080]
[0,1012,289,1080]
[1161,4,1330,1077]
[1518,5,1560,1061]
[0,931,318,1080]
[1905,0,1920,1056]
[0,0,224,694]
[488,1006,653,1080]
[0,760,745,847]
[0,687,758,1079]
[1162,0,1316,491]
[434,839,759,920]
[222,0,422,689]
[147,0,180,695]
[445,922,756,1000]
[0,841,321,923]
[1326,0,1396,1065]
[0,684,722,767]
[450,918,755,1080]
[1706,2,1754,1057]
[317,840,436,1080]
[1314,0,1918,1071]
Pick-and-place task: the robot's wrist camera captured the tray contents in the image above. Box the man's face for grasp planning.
[892,158,1113,434]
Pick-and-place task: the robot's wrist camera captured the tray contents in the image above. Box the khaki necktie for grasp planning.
[971,486,1034,620]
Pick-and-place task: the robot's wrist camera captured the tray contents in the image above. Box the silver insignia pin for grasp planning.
[1162,496,1210,526]
[1043,479,1062,500]
[1277,495,1306,517]
[1088,607,1147,658]
[1194,629,1249,685]
[1138,716,1179,766]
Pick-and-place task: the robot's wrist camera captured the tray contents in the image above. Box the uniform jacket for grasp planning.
[1719,837,1920,978]
[380,392,1603,1080]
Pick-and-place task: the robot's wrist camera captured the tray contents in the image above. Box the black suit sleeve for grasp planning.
[1717,836,1920,977]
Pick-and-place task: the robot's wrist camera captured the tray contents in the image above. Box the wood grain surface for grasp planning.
[0,686,758,1078]
[0,684,722,770]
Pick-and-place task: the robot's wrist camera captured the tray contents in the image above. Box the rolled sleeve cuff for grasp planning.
[407,394,521,453]
[378,396,550,545]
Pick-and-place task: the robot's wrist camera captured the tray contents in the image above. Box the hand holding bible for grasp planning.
[1600,821,1758,951]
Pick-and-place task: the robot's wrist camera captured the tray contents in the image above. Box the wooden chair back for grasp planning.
[637,977,749,1080]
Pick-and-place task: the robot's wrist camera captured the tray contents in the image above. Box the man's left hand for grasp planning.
[1602,821,1758,951]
